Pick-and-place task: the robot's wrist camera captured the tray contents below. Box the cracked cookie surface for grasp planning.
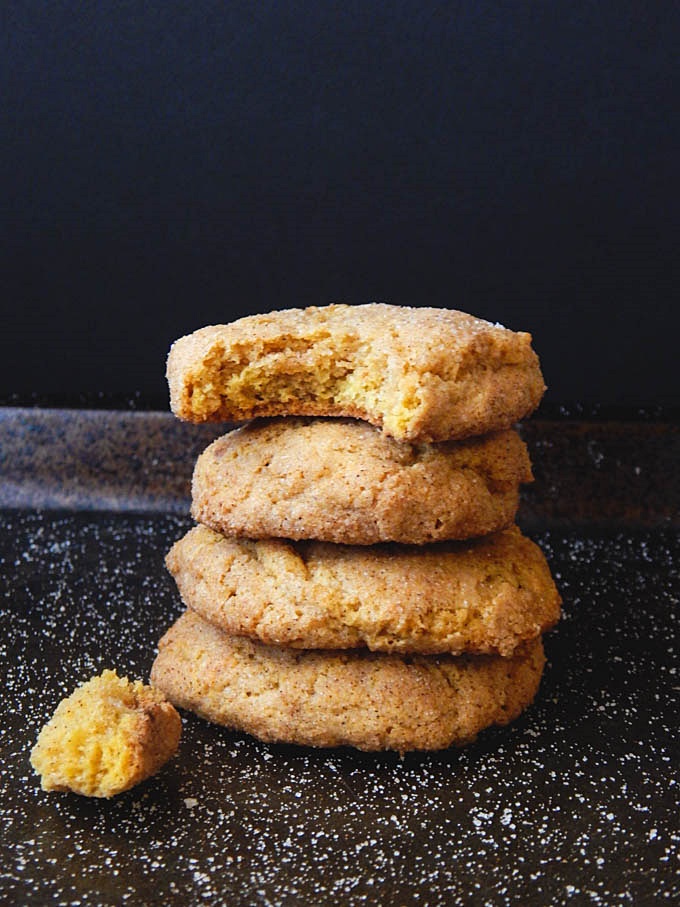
[192,419,533,545]
[166,525,560,656]
[151,610,545,752]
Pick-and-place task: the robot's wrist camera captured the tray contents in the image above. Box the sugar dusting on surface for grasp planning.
[1,512,678,905]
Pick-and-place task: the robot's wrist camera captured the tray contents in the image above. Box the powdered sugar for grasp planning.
[1,512,677,904]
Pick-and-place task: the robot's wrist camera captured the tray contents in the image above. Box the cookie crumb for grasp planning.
[30,669,181,798]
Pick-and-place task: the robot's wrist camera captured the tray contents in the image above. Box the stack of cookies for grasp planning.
[151,304,561,752]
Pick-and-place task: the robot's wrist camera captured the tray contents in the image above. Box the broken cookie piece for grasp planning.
[30,669,181,798]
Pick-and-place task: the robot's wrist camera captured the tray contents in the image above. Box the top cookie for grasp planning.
[167,304,545,441]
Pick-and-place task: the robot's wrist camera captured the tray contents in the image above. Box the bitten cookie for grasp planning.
[192,419,533,545]
[151,610,546,753]
[30,670,181,798]
[167,304,545,442]
[166,525,561,656]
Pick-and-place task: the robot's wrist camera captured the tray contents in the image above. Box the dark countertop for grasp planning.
[0,408,678,905]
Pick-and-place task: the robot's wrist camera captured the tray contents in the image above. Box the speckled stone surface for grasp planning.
[520,420,680,528]
[0,408,224,512]
[1,409,679,905]
[1,408,678,526]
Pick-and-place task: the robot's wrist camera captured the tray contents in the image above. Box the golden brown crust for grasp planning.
[166,304,545,442]
[192,419,533,545]
[166,525,561,656]
[151,610,546,752]
[30,670,181,798]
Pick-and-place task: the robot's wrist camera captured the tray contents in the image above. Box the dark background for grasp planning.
[3,2,678,408]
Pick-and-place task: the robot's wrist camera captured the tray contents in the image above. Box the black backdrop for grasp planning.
[3,2,679,407]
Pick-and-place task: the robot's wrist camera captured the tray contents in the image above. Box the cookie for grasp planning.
[192,419,533,545]
[30,670,181,798]
[150,610,546,752]
[166,525,560,656]
[167,304,545,442]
